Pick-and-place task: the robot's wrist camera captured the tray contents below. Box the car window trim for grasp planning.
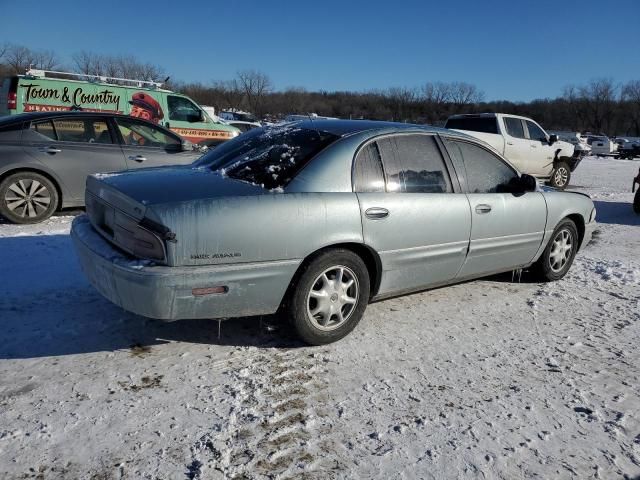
[439,136,520,194]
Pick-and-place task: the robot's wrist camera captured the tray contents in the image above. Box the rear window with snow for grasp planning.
[196,125,339,190]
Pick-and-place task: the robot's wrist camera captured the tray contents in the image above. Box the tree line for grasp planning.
[2,43,640,136]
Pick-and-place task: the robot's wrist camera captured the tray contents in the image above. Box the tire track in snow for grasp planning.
[187,347,346,479]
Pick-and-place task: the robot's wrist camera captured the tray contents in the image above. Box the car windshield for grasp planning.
[196,125,339,190]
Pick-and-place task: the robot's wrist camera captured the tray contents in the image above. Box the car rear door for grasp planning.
[442,137,547,278]
[113,116,201,169]
[502,116,531,172]
[23,116,127,202]
[354,133,472,296]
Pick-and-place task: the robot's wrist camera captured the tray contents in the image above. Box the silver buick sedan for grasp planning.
[71,120,596,345]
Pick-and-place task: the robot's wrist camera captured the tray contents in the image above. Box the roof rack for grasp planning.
[24,68,163,89]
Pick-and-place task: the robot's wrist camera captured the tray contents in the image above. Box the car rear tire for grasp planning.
[533,219,578,282]
[288,249,370,345]
[0,172,58,224]
[549,161,571,189]
[634,189,640,215]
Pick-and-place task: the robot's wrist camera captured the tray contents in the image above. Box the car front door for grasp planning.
[525,120,555,176]
[442,138,547,278]
[113,116,201,169]
[354,133,472,296]
[23,117,126,202]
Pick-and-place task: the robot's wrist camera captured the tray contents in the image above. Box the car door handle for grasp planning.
[506,142,514,146]
[38,146,62,154]
[365,207,389,219]
[128,155,146,162]
[530,145,537,148]
[475,204,492,214]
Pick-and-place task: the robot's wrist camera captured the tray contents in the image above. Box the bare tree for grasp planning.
[578,78,618,134]
[386,87,417,122]
[236,70,273,116]
[421,82,452,123]
[622,80,640,136]
[449,82,484,112]
[4,44,59,74]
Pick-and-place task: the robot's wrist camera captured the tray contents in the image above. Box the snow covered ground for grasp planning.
[0,156,639,479]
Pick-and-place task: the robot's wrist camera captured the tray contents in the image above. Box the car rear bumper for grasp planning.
[71,215,300,320]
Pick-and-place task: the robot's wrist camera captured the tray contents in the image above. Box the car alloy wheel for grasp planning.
[4,178,52,220]
[288,249,370,345]
[0,172,59,224]
[553,166,569,188]
[549,228,573,272]
[306,265,359,331]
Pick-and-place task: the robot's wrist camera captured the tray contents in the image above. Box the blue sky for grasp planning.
[2,0,638,101]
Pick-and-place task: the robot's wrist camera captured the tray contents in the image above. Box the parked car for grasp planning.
[0,69,240,147]
[445,113,580,189]
[219,110,259,123]
[222,120,262,133]
[549,131,592,158]
[615,138,640,159]
[585,135,617,156]
[71,120,596,345]
[0,111,203,223]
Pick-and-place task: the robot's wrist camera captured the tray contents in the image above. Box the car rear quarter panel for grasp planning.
[147,193,364,267]
[531,190,594,261]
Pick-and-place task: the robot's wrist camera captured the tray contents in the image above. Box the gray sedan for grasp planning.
[0,112,202,223]
[71,120,596,345]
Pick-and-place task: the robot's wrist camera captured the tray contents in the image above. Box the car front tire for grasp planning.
[288,249,370,345]
[533,219,578,281]
[549,161,571,189]
[0,172,59,224]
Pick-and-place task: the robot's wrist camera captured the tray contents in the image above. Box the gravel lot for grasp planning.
[0,156,639,479]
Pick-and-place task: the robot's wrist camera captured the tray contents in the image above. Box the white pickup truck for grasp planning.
[445,113,581,189]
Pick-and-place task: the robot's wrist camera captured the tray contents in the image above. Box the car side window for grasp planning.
[444,139,519,194]
[353,142,385,193]
[30,120,56,141]
[525,121,547,142]
[504,118,526,139]
[377,134,452,193]
[53,119,113,144]
[115,118,181,148]
[167,96,202,122]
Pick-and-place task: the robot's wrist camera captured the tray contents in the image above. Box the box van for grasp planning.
[0,69,239,147]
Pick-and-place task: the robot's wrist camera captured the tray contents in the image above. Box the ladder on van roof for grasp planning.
[24,68,163,89]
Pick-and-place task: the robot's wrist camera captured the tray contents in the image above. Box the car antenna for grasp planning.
[307,113,322,139]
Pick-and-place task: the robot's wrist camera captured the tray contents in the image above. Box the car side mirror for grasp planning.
[199,110,206,122]
[181,140,193,151]
[548,134,558,145]
[520,173,537,192]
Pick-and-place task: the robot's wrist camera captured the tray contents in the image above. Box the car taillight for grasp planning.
[7,91,17,110]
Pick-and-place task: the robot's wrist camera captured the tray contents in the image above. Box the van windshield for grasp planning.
[196,125,339,190]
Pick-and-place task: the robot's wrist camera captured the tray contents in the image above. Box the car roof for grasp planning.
[0,111,135,124]
[289,119,459,137]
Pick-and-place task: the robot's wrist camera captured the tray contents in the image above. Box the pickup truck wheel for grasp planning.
[549,162,571,189]
[633,189,640,214]
[288,249,370,345]
[0,172,58,224]
[533,219,578,281]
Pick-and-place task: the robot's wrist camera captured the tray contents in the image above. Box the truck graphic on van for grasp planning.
[1,69,239,147]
